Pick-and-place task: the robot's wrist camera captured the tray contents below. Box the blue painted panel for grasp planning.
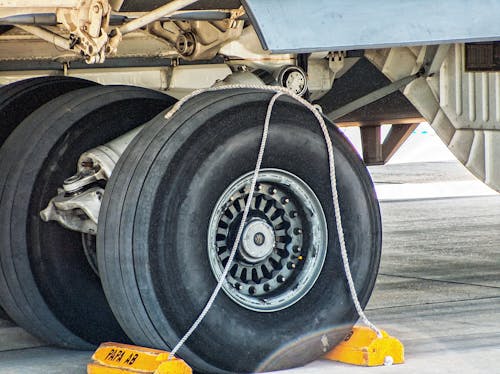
[243,0,500,52]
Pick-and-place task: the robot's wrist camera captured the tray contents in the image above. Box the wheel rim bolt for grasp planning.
[290,211,298,218]
[281,197,290,204]
[235,283,242,290]
[269,187,277,194]
[263,284,271,292]
[287,262,296,269]
[256,183,261,191]
[249,286,256,294]
[294,228,303,235]
[277,275,285,283]
[293,245,301,253]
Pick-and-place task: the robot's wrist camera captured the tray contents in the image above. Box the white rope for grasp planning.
[167,84,381,359]
[168,91,284,358]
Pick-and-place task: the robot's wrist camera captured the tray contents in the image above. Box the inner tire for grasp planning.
[0,76,97,146]
[98,89,381,372]
[0,85,175,348]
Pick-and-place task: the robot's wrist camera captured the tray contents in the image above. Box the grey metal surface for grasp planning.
[243,0,500,52]
[0,161,499,373]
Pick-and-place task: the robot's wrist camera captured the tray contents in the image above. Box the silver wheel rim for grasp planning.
[208,168,328,312]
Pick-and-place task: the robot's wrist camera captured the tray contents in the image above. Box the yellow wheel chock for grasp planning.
[86,88,402,373]
[324,326,404,366]
[87,342,192,374]
[88,327,403,372]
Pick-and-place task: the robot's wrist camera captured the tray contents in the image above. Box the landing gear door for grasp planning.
[242,0,500,53]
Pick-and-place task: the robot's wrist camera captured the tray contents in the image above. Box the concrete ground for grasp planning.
[0,129,499,373]
[282,173,500,373]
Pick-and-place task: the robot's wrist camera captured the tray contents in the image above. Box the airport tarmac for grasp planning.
[0,153,498,373]
[284,168,500,373]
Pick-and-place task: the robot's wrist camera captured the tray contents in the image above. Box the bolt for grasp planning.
[254,233,265,246]
[293,245,301,253]
[263,284,271,292]
[235,283,242,290]
[176,33,195,56]
[384,356,394,366]
[268,187,276,195]
[294,228,303,235]
[290,211,298,218]
[277,275,285,283]
[287,262,296,269]
[281,197,290,204]
[249,286,256,295]
[256,183,261,191]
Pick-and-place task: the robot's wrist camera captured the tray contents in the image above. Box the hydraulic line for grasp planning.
[16,24,71,51]
[118,0,200,34]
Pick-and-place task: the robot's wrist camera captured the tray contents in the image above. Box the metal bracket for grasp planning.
[14,0,201,63]
[57,0,112,63]
[40,125,143,234]
[40,187,104,235]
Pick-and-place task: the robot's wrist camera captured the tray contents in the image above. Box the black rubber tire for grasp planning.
[0,85,176,348]
[0,76,96,323]
[98,89,382,373]
[0,76,97,146]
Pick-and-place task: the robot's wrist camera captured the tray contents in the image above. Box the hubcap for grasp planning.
[240,219,275,263]
[208,169,327,312]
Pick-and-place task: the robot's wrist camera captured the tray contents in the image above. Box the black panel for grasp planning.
[315,58,422,124]
[120,0,241,12]
[465,42,500,72]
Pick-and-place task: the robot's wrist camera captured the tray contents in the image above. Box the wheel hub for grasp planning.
[240,219,275,263]
[208,169,327,312]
